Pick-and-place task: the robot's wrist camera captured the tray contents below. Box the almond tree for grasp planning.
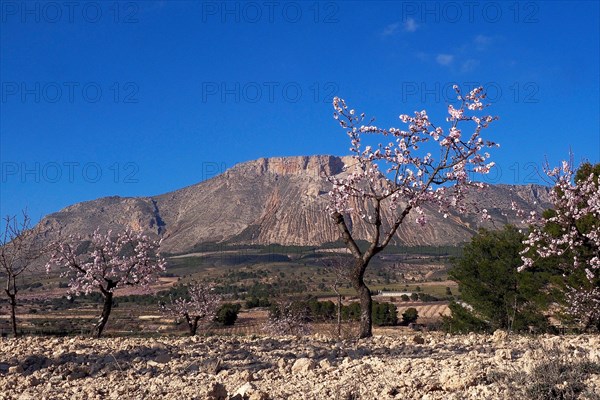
[0,212,42,337]
[518,160,600,330]
[160,281,221,336]
[327,86,498,338]
[46,229,166,337]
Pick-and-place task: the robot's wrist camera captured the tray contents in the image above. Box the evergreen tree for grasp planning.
[444,226,550,333]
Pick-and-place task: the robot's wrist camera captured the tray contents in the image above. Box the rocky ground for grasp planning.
[1,331,599,400]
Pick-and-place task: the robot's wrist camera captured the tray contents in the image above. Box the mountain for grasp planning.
[36,155,552,254]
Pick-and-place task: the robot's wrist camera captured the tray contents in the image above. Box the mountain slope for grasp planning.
[37,155,551,253]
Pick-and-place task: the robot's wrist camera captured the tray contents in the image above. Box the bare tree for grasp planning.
[322,254,352,338]
[0,212,43,338]
[263,298,311,336]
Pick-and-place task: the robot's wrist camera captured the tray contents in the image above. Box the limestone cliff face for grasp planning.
[36,155,552,254]
[232,155,349,178]
[39,197,164,242]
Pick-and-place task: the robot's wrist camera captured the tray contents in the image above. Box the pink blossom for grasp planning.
[516,160,599,329]
[326,85,498,221]
[326,86,499,338]
[46,228,166,296]
[518,161,599,282]
[160,282,221,336]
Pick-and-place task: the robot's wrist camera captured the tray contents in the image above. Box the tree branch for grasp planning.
[332,211,362,259]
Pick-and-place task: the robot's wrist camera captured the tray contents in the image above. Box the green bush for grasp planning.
[401,307,418,325]
[307,300,336,321]
[338,302,398,326]
[417,293,439,302]
[341,302,361,321]
[372,302,398,326]
[215,303,241,326]
[442,302,489,334]
[245,296,271,309]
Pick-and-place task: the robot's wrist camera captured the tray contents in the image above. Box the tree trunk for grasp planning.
[351,266,372,338]
[7,291,18,338]
[96,291,113,338]
[186,314,200,336]
[332,209,403,339]
[336,293,342,339]
[357,282,372,338]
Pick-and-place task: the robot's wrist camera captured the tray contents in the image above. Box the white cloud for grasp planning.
[382,18,419,37]
[461,59,480,72]
[474,34,492,50]
[403,18,419,32]
[436,54,454,66]
[382,23,400,36]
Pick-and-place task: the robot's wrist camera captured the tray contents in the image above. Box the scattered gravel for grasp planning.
[1,332,599,399]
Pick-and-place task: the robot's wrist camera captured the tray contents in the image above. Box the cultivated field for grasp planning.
[1,246,456,337]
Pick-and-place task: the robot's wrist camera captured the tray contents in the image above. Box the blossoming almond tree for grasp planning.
[46,229,166,337]
[518,160,600,330]
[327,86,499,338]
[160,282,221,336]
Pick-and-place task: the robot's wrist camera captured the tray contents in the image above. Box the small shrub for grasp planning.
[495,343,600,399]
[264,301,310,336]
[418,293,438,302]
[245,296,260,308]
[215,303,241,326]
[402,307,419,325]
[523,357,600,399]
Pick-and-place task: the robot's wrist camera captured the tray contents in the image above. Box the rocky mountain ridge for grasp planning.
[36,155,552,254]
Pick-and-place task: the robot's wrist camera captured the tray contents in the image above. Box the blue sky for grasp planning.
[1,0,599,222]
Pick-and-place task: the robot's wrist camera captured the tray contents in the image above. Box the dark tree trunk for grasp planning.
[6,290,18,338]
[332,207,411,340]
[186,314,200,336]
[583,316,593,333]
[352,272,373,338]
[95,280,118,338]
[96,291,113,338]
[350,258,373,338]
[336,293,342,338]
